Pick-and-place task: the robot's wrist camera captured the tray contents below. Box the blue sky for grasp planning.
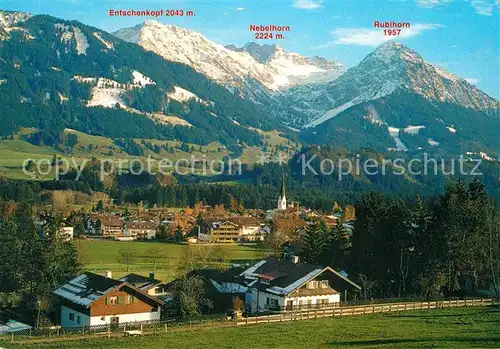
[1,0,499,97]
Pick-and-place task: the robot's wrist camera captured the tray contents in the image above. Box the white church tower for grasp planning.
[277,175,287,210]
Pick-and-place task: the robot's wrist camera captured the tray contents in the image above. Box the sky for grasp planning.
[1,0,499,98]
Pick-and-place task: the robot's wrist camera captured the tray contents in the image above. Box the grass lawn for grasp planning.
[75,239,274,282]
[7,307,500,348]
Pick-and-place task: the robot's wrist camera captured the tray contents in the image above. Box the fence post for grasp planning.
[141,323,143,333]
[481,299,484,307]
[11,333,14,343]
[280,313,282,322]
[124,323,126,333]
[165,322,168,333]
[107,324,110,338]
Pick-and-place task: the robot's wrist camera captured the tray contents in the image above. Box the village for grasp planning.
[2,175,497,345]
[0,177,368,335]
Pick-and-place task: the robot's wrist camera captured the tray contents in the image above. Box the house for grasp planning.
[53,272,163,327]
[241,256,361,313]
[97,216,124,236]
[229,217,263,242]
[35,216,74,241]
[118,273,166,297]
[198,217,264,243]
[198,219,242,243]
[123,221,157,240]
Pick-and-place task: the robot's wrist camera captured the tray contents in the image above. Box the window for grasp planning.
[127,295,134,304]
[69,313,74,321]
[76,316,81,324]
[321,280,329,288]
[308,281,318,289]
[109,296,118,305]
[266,297,279,309]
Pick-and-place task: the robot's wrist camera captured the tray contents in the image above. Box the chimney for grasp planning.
[293,256,300,264]
[105,271,112,279]
[149,272,155,280]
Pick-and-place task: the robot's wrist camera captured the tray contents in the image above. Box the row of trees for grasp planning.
[0,202,80,323]
[298,180,500,299]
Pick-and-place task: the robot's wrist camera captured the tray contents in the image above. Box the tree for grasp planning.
[117,248,135,272]
[95,200,104,212]
[167,275,213,320]
[332,201,342,214]
[300,221,331,265]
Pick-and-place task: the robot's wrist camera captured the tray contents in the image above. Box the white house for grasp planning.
[123,220,157,240]
[53,272,163,328]
[241,257,361,313]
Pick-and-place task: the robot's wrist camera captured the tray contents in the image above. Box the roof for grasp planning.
[53,272,164,307]
[119,273,162,290]
[0,320,32,334]
[126,221,157,230]
[241,257,361,296]
[99,216,124,227]
[229,217,261,227]
[53,272,122,306]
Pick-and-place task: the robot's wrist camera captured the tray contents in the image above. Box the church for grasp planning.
[277,175,287,210]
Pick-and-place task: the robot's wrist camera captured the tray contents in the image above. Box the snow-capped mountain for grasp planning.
[0,10,32,40]
[304,41,497,128]
[300,41,499,154]
[113,21,343,97]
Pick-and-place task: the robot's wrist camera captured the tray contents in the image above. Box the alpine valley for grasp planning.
[0,9,499,200]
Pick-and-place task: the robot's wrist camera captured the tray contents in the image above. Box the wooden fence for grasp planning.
[3,298,494,344]
[237,298,495,326]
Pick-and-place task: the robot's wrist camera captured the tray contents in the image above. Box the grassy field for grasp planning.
[76,239,274,282]
[6,307,500,348]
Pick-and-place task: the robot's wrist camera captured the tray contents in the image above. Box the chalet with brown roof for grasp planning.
[53,272,163,328]
[96,216,124,236]
[241,257,361,313]
[198,217,264,243]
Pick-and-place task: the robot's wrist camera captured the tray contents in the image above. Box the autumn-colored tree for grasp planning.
[332,201,342,214]
[343,205,356,221]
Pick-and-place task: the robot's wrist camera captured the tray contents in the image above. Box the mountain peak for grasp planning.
[226,42,279,63]
[0,10,32,28]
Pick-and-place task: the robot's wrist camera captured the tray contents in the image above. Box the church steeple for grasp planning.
[281,174,286,198]
[277,174,287,210]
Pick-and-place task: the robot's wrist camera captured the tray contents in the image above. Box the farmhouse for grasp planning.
[241,256,361,313]
[198,217,263,243]
[123,220,157,239]
[53,272,163,327]
[97,216,124,236]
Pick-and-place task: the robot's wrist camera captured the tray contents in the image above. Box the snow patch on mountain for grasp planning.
[167,86,212,106]
[132,71,155,86]
[305,99,357,128]
[428,138,440,147]
[93,32,114,50]
[73,27,88,55]
[403,125,425,134]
